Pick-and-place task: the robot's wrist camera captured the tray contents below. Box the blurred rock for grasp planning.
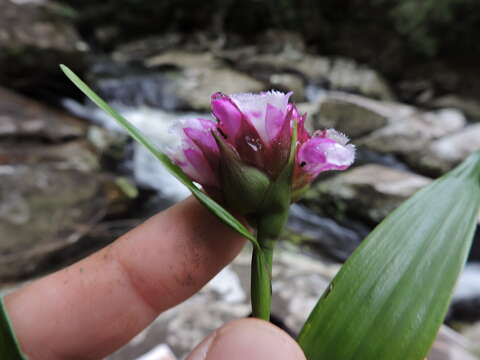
[145,51,265,110]
[302,92,475,176]
[285,204,369,262]
[0,0,87,98]
[91,51,265,111]
[86,125,128,155]
[0,88,136,279]
[430,95,480,122]
[0,162,136,280]
[0,141,99,172]
[413,124,480,175]
[302,164,431,223]
[460,322,480,357]
[88,68,185,110]
[312,92,470,175]
[229,51,395,101]
[256,30,307,55]
[0,87,87,141]
[429,326,478,360]
[311,92,408,138]
[450,263,480,324]
[112,34,183,63]
[357,108,466,170]
[354,148,410,171]
[268,72,305,101]
[0,0,84,52]
[0,165,105,279]
[326,57,395,101]
[305,93,468,175]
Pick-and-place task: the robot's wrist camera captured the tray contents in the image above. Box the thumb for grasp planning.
[186,318,306,360]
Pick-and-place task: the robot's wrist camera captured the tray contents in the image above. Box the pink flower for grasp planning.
[167,91,355,210]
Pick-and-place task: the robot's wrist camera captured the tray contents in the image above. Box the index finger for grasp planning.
[5,197,246,360]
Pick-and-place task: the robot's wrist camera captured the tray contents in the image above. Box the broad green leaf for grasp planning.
[0,298,27,360]
[60,65,257,246]
[298,152,480,360]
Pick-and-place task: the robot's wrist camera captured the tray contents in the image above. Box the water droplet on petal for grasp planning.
[245,136,262,152]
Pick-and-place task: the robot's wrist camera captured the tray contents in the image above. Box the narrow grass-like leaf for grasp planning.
[60,65,257,246]
[1,298,27,360]
[298,152,480,360]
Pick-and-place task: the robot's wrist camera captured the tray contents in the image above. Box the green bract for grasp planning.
[213,132,271,215]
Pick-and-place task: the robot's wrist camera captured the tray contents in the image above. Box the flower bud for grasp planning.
[166,91,355,233]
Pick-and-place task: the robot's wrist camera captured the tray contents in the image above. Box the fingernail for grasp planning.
[187,330,217,360]
[187,318,306,360]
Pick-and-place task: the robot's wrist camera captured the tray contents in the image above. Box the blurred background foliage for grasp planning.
[63,0,480,57]
[9,0,479,105]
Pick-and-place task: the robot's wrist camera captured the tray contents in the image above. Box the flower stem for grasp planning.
[251,234,275,321]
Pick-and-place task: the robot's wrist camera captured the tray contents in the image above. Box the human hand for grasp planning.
[4,197,305,360]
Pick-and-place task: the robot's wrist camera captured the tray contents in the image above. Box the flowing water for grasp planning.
[63,98,205,201]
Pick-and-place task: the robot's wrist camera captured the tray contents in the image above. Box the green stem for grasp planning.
[251,236,275,321]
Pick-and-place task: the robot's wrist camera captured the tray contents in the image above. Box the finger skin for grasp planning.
[187,319,306,360]
[5,197,245,360]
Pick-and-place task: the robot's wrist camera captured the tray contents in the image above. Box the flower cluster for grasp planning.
[167,91,355,213]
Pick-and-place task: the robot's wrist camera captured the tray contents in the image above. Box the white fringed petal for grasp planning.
[229,91,292,142]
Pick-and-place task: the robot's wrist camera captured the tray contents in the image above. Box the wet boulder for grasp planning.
[285,204,369,262]
[0,0,87,99]
[357,108,466,156]
[309,92,408,138]
[89,51,266,111]
[0,164,105,279]
[145,51,265,111]
[430,95,480,122]
[0,87,87,141]
[412,124,480,175]
[0,89,134,280]
[228,50,395,101]
[302,164,432,224]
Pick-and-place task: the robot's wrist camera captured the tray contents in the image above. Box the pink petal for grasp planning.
[166,118,220,188]
[265,103,287,142]
[183,118,219,155]
[297,130,355,178]
[289,102,300,118]
[211,93,242,140]
[260,102,308,177]
[183,147,218,186]
[229,91,292,143]
[264,105,294,176]
[211,94,268,170]
[297,114,311,144]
